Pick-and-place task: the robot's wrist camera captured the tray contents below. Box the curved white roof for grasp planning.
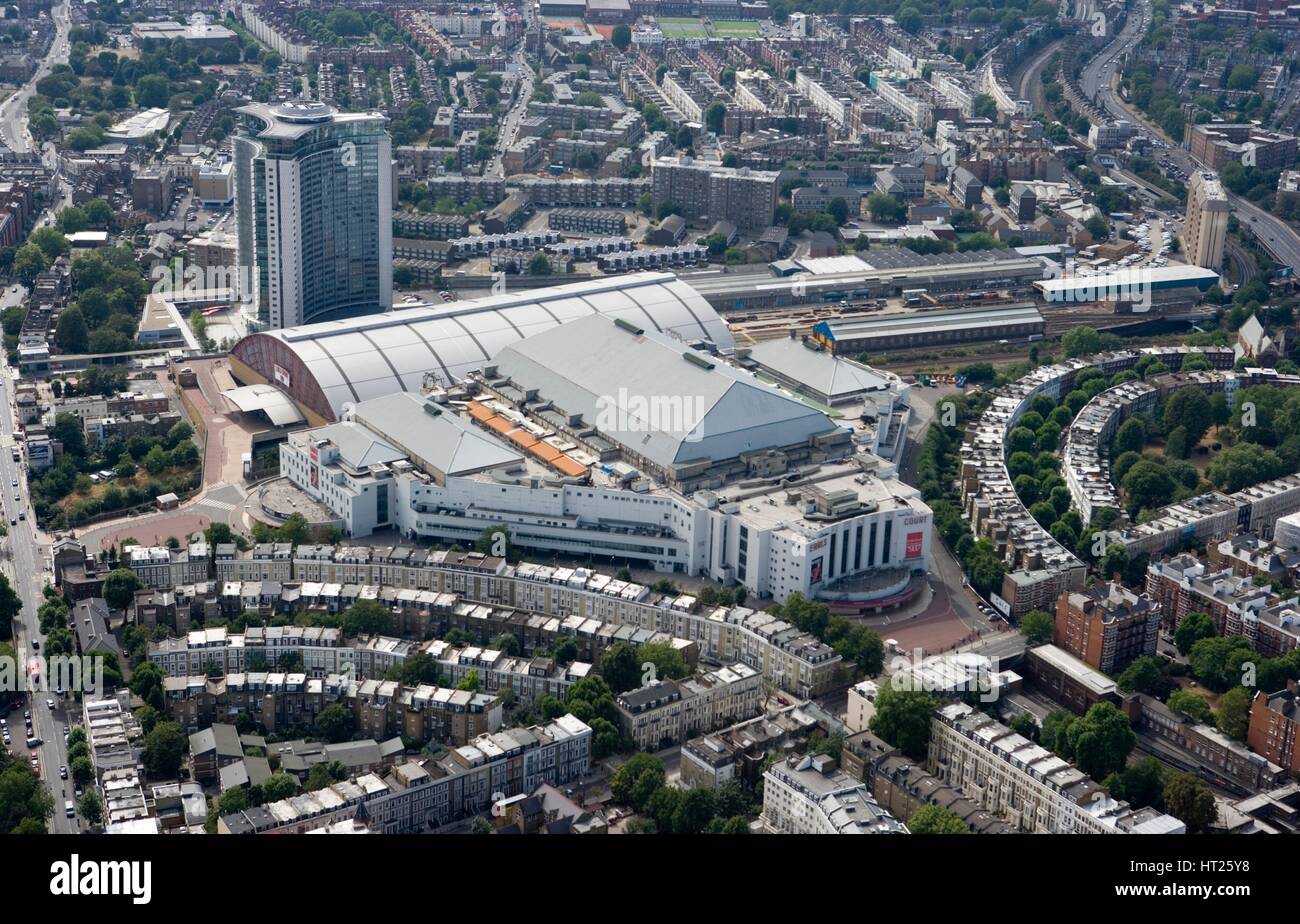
[232,273,734,421]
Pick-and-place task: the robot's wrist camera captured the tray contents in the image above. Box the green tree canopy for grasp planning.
[906,803,970,834]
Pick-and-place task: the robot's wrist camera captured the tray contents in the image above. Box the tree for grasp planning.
[141,721,187,777]
[1215,686,1253,740]
[611,23,631,49]
[1122,460,1175,513]
[637,641,689,683]
[1174,611,1216,655]
[1207,442,1285,493]
[29,226,68,260]
[1164,425,1189,460]
[340,598,392,636]
[1061,326,1101,358]
[142,444,167,475]
[305,761,348,792]
[1072,702,1135,780]
[598,641,641,694]
[526,251,552,276]
[671,787,718,834]
[648,785,683,832]
[866,191,906,223]
[1162,772,1216,831]
[135,74,170,108]
[102,568,143,611]
[1020,609,1054,645]
[1117,655,1164,694]
[1166,689,1213,724]
[1188,636,1256,692]
[0,759,54,833]
[54,305,89,354]
[610,753,664,812]
[261,773,298,802]
[0,575,20,641]
[869,685,937,760]
[1114,417,1146,455]
[1163,388,1212,445]
[1105,757,1166,809]
[588,717,620,759]
[13,242,48,283]
[70,756,93,786]
[961,539,1004,596]
[906,804,969,834]
[77,789,102,826]
[314,703,356,743]
[705,101,726,134]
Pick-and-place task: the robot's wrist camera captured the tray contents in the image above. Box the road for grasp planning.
[0,358,78,833]
[0,1,71,155]
[487,49,535,178]
[1080,0,1300,272]
[0,4,81,827]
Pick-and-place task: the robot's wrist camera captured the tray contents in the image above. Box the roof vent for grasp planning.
[683,351,715,371]
[614,318,644,335]
[423,403,443,417]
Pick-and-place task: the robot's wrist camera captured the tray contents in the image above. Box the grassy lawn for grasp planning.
[711,20,761,36]
[658,17,709,37]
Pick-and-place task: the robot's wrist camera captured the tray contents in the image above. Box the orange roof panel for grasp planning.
[552,456,588,478]
[506,428,539,449]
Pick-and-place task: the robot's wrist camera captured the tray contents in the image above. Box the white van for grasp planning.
[65,800,75,819]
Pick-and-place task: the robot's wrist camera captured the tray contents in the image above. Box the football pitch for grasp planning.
[658,17,710,38]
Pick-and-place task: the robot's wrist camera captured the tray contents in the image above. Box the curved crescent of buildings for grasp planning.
[226,272,927,608]
[962,346,1300,617]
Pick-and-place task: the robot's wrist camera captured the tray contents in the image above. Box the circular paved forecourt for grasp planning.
[87,511,213,554]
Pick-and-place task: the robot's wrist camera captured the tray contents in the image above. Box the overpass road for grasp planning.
[1079,0,1300,272]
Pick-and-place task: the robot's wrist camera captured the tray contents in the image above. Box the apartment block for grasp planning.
[218,714,592,834]
[83,692,144,781]
[841,729,1014,833]
[1248,682,1300,775]
[760,753,907,834]
[679,704,818,790]
[141,543,843,699]
[1185,171,1229,271]
[1145,553,1274,638]
[1187,123,1297,172]
[651,156,779,231]
[614,663,763,750]
[929,703,1185,833]
[1054,583,1160,674]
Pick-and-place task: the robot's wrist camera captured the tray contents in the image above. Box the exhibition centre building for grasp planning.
[231,275,930,605]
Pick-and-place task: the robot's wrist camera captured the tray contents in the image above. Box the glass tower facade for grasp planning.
[234,101,393,329]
